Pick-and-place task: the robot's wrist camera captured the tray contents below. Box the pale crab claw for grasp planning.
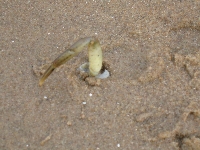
[39,37,103,86]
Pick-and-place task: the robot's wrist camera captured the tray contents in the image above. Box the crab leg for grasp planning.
[39,37,93,86]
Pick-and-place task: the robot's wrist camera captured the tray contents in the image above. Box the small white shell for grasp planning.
[79,63,109,79]
[96,69,110,79]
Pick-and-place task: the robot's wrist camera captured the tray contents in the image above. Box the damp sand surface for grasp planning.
[1,1,200,150]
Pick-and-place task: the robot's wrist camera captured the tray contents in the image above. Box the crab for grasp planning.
[39,37,103,86]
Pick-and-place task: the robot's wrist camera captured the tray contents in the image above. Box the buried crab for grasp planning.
[39,37,109,86]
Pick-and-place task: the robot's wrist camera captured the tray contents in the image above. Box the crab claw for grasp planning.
[39,36,104,86]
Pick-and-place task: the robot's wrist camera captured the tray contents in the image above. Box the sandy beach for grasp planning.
[1,0,200,149]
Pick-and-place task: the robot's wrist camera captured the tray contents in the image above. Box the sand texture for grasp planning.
[1,0,200,150]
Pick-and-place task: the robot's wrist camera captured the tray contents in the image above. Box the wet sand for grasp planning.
[1,1,200,149]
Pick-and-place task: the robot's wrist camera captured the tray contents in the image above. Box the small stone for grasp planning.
[67,121,72,126]
[117,143,120,147]
[80,113,85,119]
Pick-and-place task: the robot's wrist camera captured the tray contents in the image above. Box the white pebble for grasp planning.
[82,102,86,105]
[89,93,92,97]
[117,143,120,147]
